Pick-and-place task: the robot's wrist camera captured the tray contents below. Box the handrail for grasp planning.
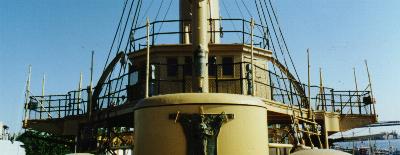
[26,61,374,121]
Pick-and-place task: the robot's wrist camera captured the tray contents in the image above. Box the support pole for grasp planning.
[250,18,255,96]
[145,18,150,98]
[23,65,32,128]
[78,72,83,114]
[192,0,209,93]
[353,67,361,114]
[42,74,45,96]
[88,51,94,119]
[319,68,324,110]
[41,74,46,118]
[364,60,376,116]
[307,49,312,118]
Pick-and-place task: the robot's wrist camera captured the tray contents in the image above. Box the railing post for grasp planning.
[158,64,161,95]
[39,98,42,119]
[331,89,335,112]
[240,62,243,95]
[48,96,51,119]
[152,22,155,46]
[340,94,343,115]
[58,97,61,118]
[349,91,353,115]
[65,95,68,116]
[242,19,245,44]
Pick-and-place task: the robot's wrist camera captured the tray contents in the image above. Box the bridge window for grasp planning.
[128,65,139,85]
[222,57,233,76]
[167,57,178,76]
[184,56,192,76]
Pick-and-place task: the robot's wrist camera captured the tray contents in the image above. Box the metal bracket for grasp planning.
[169,113,234,155]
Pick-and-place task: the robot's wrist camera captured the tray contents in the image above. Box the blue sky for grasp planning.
[1,0,400,133]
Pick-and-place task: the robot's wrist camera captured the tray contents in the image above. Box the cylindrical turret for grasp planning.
[133,93,269,155]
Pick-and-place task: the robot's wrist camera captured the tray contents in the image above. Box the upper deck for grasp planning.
[23,19,376,145]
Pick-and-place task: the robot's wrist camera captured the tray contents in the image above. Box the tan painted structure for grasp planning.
[21,0,378,154]
[134,93,269,155]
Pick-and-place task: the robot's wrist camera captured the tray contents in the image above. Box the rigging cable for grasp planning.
[267,0,302,84]
[99,0,137,109]
[154,0,174,42]
[221,0,242,41]
[113,0,144,103]
[240,0,254,18]
[103,0,130,72]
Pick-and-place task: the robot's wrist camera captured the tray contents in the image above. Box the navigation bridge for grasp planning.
[22,1,377,153]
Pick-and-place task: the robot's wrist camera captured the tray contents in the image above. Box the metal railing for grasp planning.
[130,18,270,52]
[26,62,374,120]
[27,89,88,120]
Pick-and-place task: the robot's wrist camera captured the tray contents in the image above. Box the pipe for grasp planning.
[145,18,150,98]
[192,0,209,93]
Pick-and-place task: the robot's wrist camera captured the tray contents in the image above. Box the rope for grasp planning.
[240,0,254,18]
[103,0,130,72]
[154,0,174,42]
[221,0,242,41]
[268,0,302,84]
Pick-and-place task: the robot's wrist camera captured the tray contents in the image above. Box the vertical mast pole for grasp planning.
[145,18,150,98]
[353,67,361,114]
[88,51,94,119]
[23,65,32,128]
[250,18,255,96]
[307,49,312,118]
[42,74,45,96]
[41,74,46,118]
[364,60,376,116]
[78,72,83,114]
[319,68,323,110]
[192,0,209,92]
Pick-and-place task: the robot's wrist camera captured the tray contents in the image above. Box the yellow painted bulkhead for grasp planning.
[128,44,273,99]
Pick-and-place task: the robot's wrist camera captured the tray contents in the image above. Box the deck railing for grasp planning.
[26,62,374,120]
[27,89,88,120]
[130,19,270,52]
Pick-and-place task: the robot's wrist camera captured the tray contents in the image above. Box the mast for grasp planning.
[192,0,210,92]
[23,65,32,128]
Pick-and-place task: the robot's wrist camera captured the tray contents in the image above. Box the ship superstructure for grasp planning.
[22,0,377,154]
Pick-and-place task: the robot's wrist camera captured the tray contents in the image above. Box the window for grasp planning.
[222,57,233,76]
[208,56,217,76]
[167,57,178,76]
[128,64,139,85]
[184,57,192,76]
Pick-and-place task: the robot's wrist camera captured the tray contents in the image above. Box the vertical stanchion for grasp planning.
[88,51,94,119]
[250,18,255,96]
[319,68,324,110]
[77,72,83,115]
[353,67,361,114]
[40,74,45,119]
[307,49,312,118]
[23,65,32,128]
[145,18,150,98]
[365,60,376,116]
